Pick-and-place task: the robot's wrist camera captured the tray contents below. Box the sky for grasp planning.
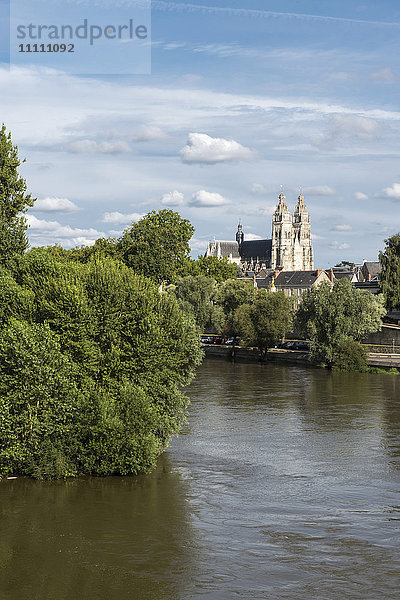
[1,0,400,267]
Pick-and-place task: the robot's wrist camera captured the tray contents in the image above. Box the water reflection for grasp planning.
[1,360,400,600]
[0,455,199,600]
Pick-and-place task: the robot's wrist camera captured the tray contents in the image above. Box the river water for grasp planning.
[1,360,400,599]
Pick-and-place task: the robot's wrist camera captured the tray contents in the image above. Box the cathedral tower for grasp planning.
[292,194,314,270]
[271,192,293,269]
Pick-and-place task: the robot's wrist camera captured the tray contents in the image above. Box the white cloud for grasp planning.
[330,114,380,139]
[65,140,131,154]
[329,241,351,250]
[303,185,336,196]
[190,237,208,252]
[180,133,254,164]
[245,233,263,241]
[26,214,104,248]
[190,190,230,207]
[160,190,185,206]
[32,197,79,213]
[133,125,168,142]
[332,224,352,231]
[313,114,382,149]
[102,212,143,225]
[354,192,368,201]
[370,67,396,83]
[381,183,400,200]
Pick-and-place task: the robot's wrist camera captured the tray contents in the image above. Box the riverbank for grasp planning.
[203,344,400,370]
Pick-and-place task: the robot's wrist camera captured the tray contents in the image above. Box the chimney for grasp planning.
[274,269,280,278]
[316,269,322,276]
[328,268,334,282]
[368,274,371,281]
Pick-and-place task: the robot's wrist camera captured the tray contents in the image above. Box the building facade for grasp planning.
[205,192,314,271]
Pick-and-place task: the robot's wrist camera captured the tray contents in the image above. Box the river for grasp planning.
[1,360,400,599]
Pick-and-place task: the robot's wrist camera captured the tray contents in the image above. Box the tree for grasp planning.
[118,210,194,284]
[379,233,400,310]
[295,279,386,368]
[171,275,217,331]
[234,290,292,359]
[332,339,368,372]
[0,125,35,266]
[0,249,202,479]
[192,255,239,282]
[335,261,355,268]
[213,278,258,336]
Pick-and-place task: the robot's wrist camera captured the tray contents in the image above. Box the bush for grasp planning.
[333,340,368,372]
[0,251,202,479]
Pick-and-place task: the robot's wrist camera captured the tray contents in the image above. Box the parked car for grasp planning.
[292,341,309,351]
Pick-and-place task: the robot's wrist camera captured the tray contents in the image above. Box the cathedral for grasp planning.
[205,192,314,271]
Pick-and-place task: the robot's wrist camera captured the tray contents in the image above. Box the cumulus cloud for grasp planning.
[180,133,254,164]
[329,241,351,250]
[354,192,368,201]
[332,224,352,231]
[65,140,131,154]
[32,197,79,213]
[102,212,143,225]
[190,190,230,207]
[133,125,168,142]
[26,214,104,247]
[303,185,336,196]
[160,190,185,206]
[380,183,400,200]
[370,67,396,83]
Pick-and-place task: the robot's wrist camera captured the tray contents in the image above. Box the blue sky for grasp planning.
[1,0,400,266]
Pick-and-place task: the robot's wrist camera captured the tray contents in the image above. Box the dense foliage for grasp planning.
[379,233,400,310]
[0,125,35,267]
[0,251,202,479]
[213,278,258,337]
[117,209,194,283]
[332,339,368,373]
[296,279,385,368]
[234,291,292,358]
[170,275,218,331]
[190,256,239,282]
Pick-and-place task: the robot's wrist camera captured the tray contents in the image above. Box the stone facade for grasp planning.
[270,193,313,271]
[205,192,314,271]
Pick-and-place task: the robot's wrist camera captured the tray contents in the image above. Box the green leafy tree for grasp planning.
[332,339,368,372]
[0,249,202,479]
[234,290,292,359]
[296,279,386,368]
[0,125,36,266]
[379,233,400,310]
[213,278,258,336]
[0,319,86,479]
[171,275,216,331]
[44,237,120,265]
[335,261,355,268]
[118,210,194,283]
[192,256,239,282]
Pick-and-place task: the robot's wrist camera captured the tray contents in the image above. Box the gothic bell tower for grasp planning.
[236,222,244,247]
[271,192,293,269]
[292,194,314,270]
